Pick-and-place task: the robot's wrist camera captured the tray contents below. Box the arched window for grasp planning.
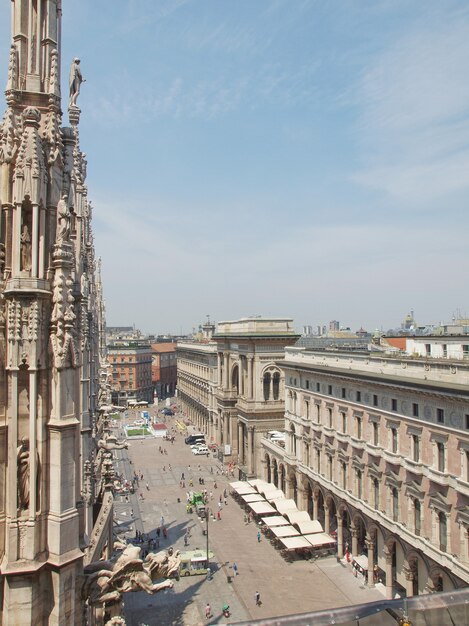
[290,425,297,456]
[231,366,239,393]
[263,372,271,401]
[272,372,280,400]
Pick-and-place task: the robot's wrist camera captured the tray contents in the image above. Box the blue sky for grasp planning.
[1,0,469,334]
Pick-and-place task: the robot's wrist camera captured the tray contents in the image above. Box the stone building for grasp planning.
[177,340,218,441]
[0,2,111,623]
[151,342,177,400]
[177,317,299,475]
[262,347,469,598]
[107,339,153,407]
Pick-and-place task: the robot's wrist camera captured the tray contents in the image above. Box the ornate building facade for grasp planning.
[0,2,111,623]
[177,317,299,476]
[262,347,469,597]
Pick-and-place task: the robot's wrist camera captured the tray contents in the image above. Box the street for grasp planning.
[112,402,385,625]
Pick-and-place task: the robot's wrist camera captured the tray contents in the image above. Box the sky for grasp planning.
[1,0,469,335]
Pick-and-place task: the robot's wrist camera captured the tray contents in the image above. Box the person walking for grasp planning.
[232,562,238,576]
[257,530,261,543]
[205,603,212,619]
[255,591,261,606]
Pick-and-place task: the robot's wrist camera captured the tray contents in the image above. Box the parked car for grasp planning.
[162,408,174,416]
[193,446,209,455]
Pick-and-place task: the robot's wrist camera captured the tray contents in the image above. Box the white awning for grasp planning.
[265,489,286,501]
[248,479,270,490]
[231,483,257,495]
[248,501,277,515]
[304,532,336,547]
[353,554,369,570]
[273,499,298,514]
[229,481,247,489]
[279,536,313,550]
[270,525,300,538]
[295,520,324,535]
[240,493,265,503]
[261,515,290,527]
[284,510,310,525]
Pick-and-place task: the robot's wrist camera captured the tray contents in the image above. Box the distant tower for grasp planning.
[0,2,105,624]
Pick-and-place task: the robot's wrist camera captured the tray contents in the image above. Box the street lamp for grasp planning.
[205,508,211,580]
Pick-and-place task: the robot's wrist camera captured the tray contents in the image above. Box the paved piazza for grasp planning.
[114,405,386,625]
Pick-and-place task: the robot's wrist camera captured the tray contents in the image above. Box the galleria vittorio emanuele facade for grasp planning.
[0,2,112,623]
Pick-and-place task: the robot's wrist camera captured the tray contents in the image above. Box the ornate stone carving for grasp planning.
[0,106,19,164]
[50,268,78,369]
[5,44,18,92]
[14,107,48,202]
[17,438,30,510]
[83,546,180,606]
[97,433,129,452]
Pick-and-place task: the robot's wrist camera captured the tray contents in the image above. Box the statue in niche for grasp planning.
[20,224,31,271]
[56,194,71,243]
[69,58,85,107]
[17,439,30,510]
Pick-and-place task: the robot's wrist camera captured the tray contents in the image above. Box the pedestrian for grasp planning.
[139,492,144,501]
[232,562,238,576]
[156,527,161,538]
[184,534,188,546]
[168,464,172,471]
[160,516,165,528]
[205,603,212,619]
[181,472,185,480]
[146,482,150,491]
[162,526,167,538]
[218,501,222,511]
[255,591,261,606]
[223,488,227,499]
[210,491,213,500]
[257,530,261,543]
[217,510,221,521]
[210,466,213,474]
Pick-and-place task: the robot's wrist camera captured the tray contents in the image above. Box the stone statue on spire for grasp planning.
[69,58,85,107]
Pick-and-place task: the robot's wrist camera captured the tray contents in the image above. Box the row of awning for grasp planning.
[230,480,336,551]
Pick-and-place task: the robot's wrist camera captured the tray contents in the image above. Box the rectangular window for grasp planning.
[356,416,362,439]
[306,380,310,389]
[356,391,361,402]
[437,442,445,471]
[412,435,420,462]
[342,387,346,399]
[412,403,419,417]
[425,343,431,356]
[328,385,332,395]
[328,456,333,481]
[316,404,320,423]
[392,399,397,411]
[466,414,469,429]
[463,345,469,359]
[341,412,347,434]
[316,382,320,392]
[373,394,378,407]
[437,408,444,424]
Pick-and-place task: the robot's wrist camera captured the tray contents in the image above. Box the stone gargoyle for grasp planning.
[83,544,180,606]
[97,433,129,452]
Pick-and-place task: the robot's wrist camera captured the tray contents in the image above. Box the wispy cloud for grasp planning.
[350,9,469,204]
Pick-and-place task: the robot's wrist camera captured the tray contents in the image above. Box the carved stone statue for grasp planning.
[69,58,84,107]
[20,224,31,271]
[83,546,180,606]
[98,433,129,452]
[17,439,30,509]
[56,194,71,243]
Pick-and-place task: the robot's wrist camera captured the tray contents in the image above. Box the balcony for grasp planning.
[428,467,450,487]
[350,436,366,451]
[335,431,350,444]
[454,476,469,498]
[403,458,425,474]
[382,449,402,465]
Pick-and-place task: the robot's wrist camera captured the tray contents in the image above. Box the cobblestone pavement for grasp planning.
[112,404,386,626]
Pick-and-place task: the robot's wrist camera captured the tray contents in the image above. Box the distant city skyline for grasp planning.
[1,1,468,334]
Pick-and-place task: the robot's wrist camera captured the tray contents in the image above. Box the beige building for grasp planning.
[177,318,299,476]
[0,2,111,623]
[262,347,469,598]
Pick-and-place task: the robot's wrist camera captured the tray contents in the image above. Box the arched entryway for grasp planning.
[279,463,286,494]
[272,459,278,487]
